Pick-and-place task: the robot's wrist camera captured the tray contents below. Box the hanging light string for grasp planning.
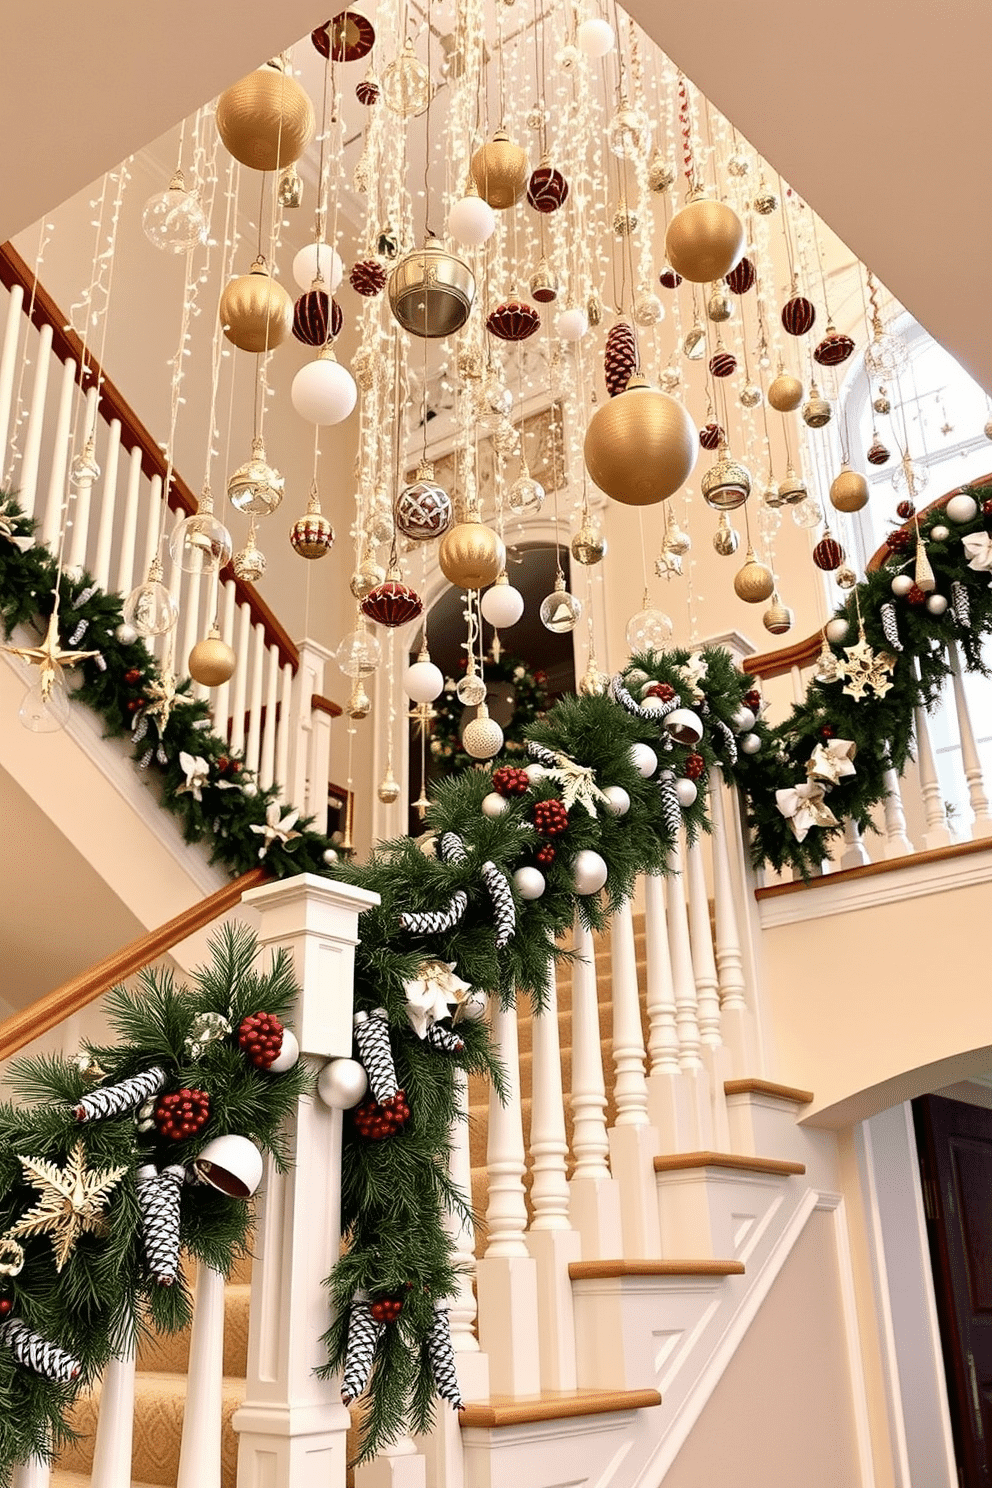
[4,218,52,484]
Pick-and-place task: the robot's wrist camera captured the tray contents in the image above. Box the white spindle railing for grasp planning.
[567,916,623,1258]
[948,641,992,838]
[89,1348,137,1488]
[176,1265,226,1488]
[0,283,24,460]
[19,321,53,517]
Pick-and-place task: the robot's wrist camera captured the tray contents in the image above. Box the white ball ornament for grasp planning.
[675,777,698,807]
[946,494,979,524]
[556,306,589,341]
[482,791,510,818]
[640,695,667,717]
[825,617,850,643]
[323,847,339,866]
[927,593,949,615]
[626,668,650,688]
[602,785,631,816]
[242,782,258,798]
[891,574,914,597]
[741,732,762,755]
[447,194,497,246]
[293,241,343,292]
[629,742,658,778]
[116,623,138,645]
[732,706,756,733]
[268,1028,300,1073]
[462,705,504,760]
[930,524,950,541]
[291,354,357,426]
[458,989,488,1023]
[403,659,444,703]
[577,17,615,56]
[480,581,525,628]
[525,762,548,785]
[572,848,609,895]
[317,1057,368,1110]
[512,866,546,900]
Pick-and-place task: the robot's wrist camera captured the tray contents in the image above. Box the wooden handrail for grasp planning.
[0,241,299,673]
[744,473,992,680]
[0,868,269,1063]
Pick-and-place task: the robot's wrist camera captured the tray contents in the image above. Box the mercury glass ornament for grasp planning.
[507,467,545,514]
[456,668,488,706]
[381,38,431,116]
[336,619,382,678]
[350,557,386,600]
[762,594,794,635]
[394,464,453,541]
[227,437,285,516]
[69,436,100,485]
[477,375,513,428]
[608,101,650,159]
[707,289,732,323]
[713,513,740,556]
[873,390,892,415]
[529,257,559,303]
[278,164,304,208]
[727,151,751,178]
[753,182,779,214]
[648,153,676,193]
[778,467,807,505]
[378,770,401,805]
[864,332,908,378]
[792,496,824,529]
[701,450,751,510]
[762,478,785,509]
[170,487,232,575]
[539,574,582,633]
[587,293,604,327]
[836,566,858,590]
[612,201,638,237]
[142,171,208,253]
[290,485,335,559]
[367,498,394,545]
[571,515,607,565]
[346,680,372,719]
[682,322,706,360]
[122,555,179,637]
[664,509,691,555]
[625,604,673,653]
[660,366,681,393]
[740,382,762,409]
[802,385,832,428]
[634,291,664,327]
[232,521,266,583]
[577,657,610,696]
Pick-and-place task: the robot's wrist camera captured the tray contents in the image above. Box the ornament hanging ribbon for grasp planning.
[177,752,211,801]
[525,741,609,817]
[775,781,839,842]
[962,532,992,583]
[806,738,857,787]
[403,961,472,1039]
[250,804,301,858]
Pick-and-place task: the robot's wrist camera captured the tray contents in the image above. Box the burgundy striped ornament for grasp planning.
[781,294,816,336]
[604,322,638,397]
[293,289,343,346]
[726,256,756,294]
[349,259,387,296]
[813,327,855,366]
[659,267,683,289]
[312,11,376,61]
[361,578,424,628]
[526,165,569,213]
[709,350,737,379]
[356,77,380,105]
[812,534,845,571]
[699,422,725,450]
[867,438,891,466]
[486,300,541,341]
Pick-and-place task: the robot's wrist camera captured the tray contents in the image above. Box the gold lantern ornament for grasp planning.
[388,238,475,339]
[733,546,775,604]
[216,58,315,172]
[829,466,869,513]
[471,130,529,209]
[290,485,335,558]
[188,626,237,688]
[664,194,745,284]
[583,374,696,506]
[438,520,505,590]
[219,259,293,353]
[767,372,804,413]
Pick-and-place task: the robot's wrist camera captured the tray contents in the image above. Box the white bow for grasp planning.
[806,738,857,787]
[775,781,839,842]
[962,532,992,582]
[0,510,33,553]
[403,960,472,1039]
[250,803,301,857]
[680,650,708,702]
[176,752,210,801]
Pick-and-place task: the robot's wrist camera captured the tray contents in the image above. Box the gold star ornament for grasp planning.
[5,605,100,699]
[5,1140,128,1271]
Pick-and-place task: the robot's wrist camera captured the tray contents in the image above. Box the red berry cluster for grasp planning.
[238,1011,285,1070]
[369,1295,404,1323]
[906,584,927,606]
[0,1298,11,1318]
[644,681,676,702]
[216,756,244,778]
[896,500,916,520]
[535,844,556,866]
[684,753,705,781]
[154,1088,211,1140]
[532,798,569,836]
[820,725,835,739]
[124,667,142,686]
[885,529,912,554]
[983,499,992,518]
[492,765,530,797]
[354,1091,410,1140]
[743,689,761,712]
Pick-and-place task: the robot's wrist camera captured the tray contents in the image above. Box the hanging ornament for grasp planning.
[812,533,845,571]
[713,513,740,556]
[634,290,664,327]
[395,464,453,541]
[611,199,638,237]
[471,130,529,208]
[349,259,388,297]
[312,10,376,61]
[556,305,589,341]
[290,484,335,558]
[232,521,267,583]
[403,649,444,703]
[529,258,558,303]
[291,348,358,426]
[486,299,541,341]
[381,37,431,115]
[814,325,855,366]
[708,349,737,379]
[625,603,673,653]
[681,320,706,360]
[539,573,582,633]
[188,626,237,687]
[835,630,896,700]
[0,1319,81,1384]
[604,323,638,397]
[584,375,696,505]
[577,17,615,55]
[277,163,304,209]
[292,283,343,345]
[762,594,794,634]
[293,242,344,293]
[793,495,823,529]
[663,509,691,556]
[701,448,751,510]
[659,267,683,290]
[802,385,832,428]
[507,463,545,513]
[836,566,857,590]
[571,515,607,565]
[726,256,756,294]
[340,1294,383,1405]
[526,161,569,213]
[707,288,732,323]
[227,437,285,515]
[867,437,891,466]
[781,285,817,336]
[142,170,208,253]
[733,547,775,603]
[648,153,676,193]
[665,195,745,283]
[577,655,610,695]
[455,666,487,705]
[438,522,505,589]
[572,849,608,896]
[388,240,475,338]
[829,467,869,513]
[346,679,372,719]
[361,572,424,628]
[219,259,293,353]
[135,1164,184,1286]
[753,180,779,214]
[778,467,807,505]
[216,59,315,170]
[447,187,497,245]
[767,373,803,413]
[169,487,232,575]
[480,572,525,627]
[462,702,504,759]
[699,422,725,451]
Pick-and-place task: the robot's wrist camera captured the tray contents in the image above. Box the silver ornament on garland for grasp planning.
[353,1009,399,1105]
[426,1304,464,1410]
[136,1164,185,1286]
[399,890,469,936]
[480,860,516,948]
[74,1065,168,1123]
[879,601,903,652]
[0,1318,81,1383]
[340,1293,383,1406]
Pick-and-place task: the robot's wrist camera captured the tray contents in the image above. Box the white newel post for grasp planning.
[949,642,992,838]
[666,841,712,1149]
[685,838,731,1151]
[89,1347,137,1488]
[525,957,581,1389]
[607,900,661,1258]
[176,1265,226,1488]
[233,874,380,1488]
[707,768,756,1075]
[476,995,541,1396]
[567,916,623,1259]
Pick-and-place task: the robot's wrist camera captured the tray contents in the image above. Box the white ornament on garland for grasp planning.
[946,494,979,524]
[835,631,896,700]
[403,961,472,1039]
[480,860,516,947]
[249,803,302,857]
[0,503,33,553]
[176,752,211,801]
[572,849,608,895]
[629,742,658,777]
[601,785,630,816]
[525,741,609,817]
[879,602,903,652]
[481,791,509,818]
[399,890,469,935]
[426,1303,464,1410]
[807,738,857,786]
[512,865,546,899]
[317,1058,368,1110]
[675,777,698,807]
[962,531,992,581]
[775,781,839,842]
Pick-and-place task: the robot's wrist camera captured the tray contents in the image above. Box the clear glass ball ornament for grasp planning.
[625,606,673,653]
[873,390,891,415]
[792,496,824,529]
[608,102,650,159]
[227,438,285,516]
[713,513,740,556]
[456,671,488,706]
[19,672,71,733]
[612,203,638,237]
[540,581,582,634]
[758,502,782,540]
[232,526,266,583]
[381,39,431,117]
[634,291,664,327]
[69,439,100,485]
[556,43,580,70]
[169,505,233,576]
[682,322,706,360]
[493,420,519,456]
[648,153,676,193]
[123,564,179,637]
[368,499,394,545]
[142,172,208,254]
[526,101,549,130]
[836,565,858,590]
[508,470,545,513]
[891,454,929,496]
[740,382,763,408]
[864,332,908,378]
[660,366,681,393]
[477,376,513,429]
[336,621,382,678]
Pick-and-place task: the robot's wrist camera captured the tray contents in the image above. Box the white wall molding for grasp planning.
[757,843,992,928]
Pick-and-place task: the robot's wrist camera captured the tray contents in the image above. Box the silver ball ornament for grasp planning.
[572,848,609,896]
[926,593,949,615]
[512,866,546,900]
[602,785,631,816]
[116,623,138,645]
[732,706,756,733]
[740,733,762,755]
[629,742,658,778]
[675,777,698,807]
[317,1058,368,1110]
[482,791,510,818]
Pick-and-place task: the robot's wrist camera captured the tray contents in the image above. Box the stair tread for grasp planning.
[459,1386,662,1429]
[653,1151,806,1176]
[53,1475,162,1488]
[724,1078,814,1105]
[569,1258,745,1280]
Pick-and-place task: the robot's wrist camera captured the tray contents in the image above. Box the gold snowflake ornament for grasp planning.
[6,1141,128,1271]
[835,634,896,701]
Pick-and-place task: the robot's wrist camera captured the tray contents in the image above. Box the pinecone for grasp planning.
[604,323,637,397]
[238,1011,285,1070]
[492,766,529,797]
[532,799,569,836]
[353,1091,410,1141]
[349,260,387,297]
[684,753,705,781]
[154,1089,210,1141]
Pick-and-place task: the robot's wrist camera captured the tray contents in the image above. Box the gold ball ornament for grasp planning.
[829,466,870,513]
[471,130,529,209]
[461,702,504,760]
[219,260,293,353]
[216,61,315,172]
[733,547,775,604]
[377,771,401,805]
[583,374,696,506]
[664,196,745,284]
[438,522,506,590]
[188,627,237,688]
[767,373,804,413]
[763,596,795,634]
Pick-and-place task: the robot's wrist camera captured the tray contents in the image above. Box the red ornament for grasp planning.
[781,295,816,336]
[813,329,855,366]
[812,535,845,571]
[604,322,638,398]
[535,843,556,866]
[353,1090,410,1140]
[659,268,682,289]
[885,529,912,554]
[154,1088,210,1141]
[645,681,676,701]
[349,260,387,297]
[526,165,569,213]
[906,584,927,606]
[896,500,916,520]
[820,725,835,739]
[983,499,992,517]
[356,78,380,105]
[532,798,569,836]
[726,256,756,294]
[124,668,142,686]
[684,753,705,781]
[293,289,343,346]
[311,11,376,61]
[361,580,424,628]
[369,1295,404,1323]
[867,439,891,466]
[126,699,142,713]
[743,689,761,711]
[698,422,725,451]
[238,1011,286,1070]
[0,1299,11,1318]
[709,351,737,379]
[492,765,529,797]
[486,300,541,341]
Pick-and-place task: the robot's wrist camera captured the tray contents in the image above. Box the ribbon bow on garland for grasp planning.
[775,781,839,842]
[962,531,992,581]
[806,738,857,787]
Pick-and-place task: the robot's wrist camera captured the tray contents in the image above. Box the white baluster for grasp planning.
[259,642,280,790]
[0,283,24,461]
[881,763,915,857]
[789,664,804,705]
[308,702,332,831]
[840,817,871,869]
[607,899,661,1256]
[177,567,202,684]
[355,1436,426,1488]
[476,993,541,1394]
[644,871,686,1148]
[666,841,713,1149]
[176,1265,226,1488]
[229,601,253,756]
[89,1346,137,1488]
[686,835,731,1151]
[245,621,266,775]
[274,661,294,801]
[91,419,121,591]
[707,767,756,1075]
[66,388,100,573]
[12,1457,50,1488]
[114,445,143,596]
[39,355,76,552]
[567,916,623,1258]
[949,642,992,838]
[913,664,953,848]
[211,578,237,740]
[18,321,52,517]
[140,474,163,581]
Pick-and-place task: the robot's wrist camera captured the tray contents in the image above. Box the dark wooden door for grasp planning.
[914,1094,992,1486]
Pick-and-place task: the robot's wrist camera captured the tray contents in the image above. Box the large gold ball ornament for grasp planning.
[188,627,236,687]
[219,261,293,353]
[216,62,315,172]
[767,373,804,413]
[829,466,870,513]
[438,522,506,590]
[471,130,529,209]
[733,547,776,604]
[664,197,745,284]
[583,374,696,506]
[388,240,475,338]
